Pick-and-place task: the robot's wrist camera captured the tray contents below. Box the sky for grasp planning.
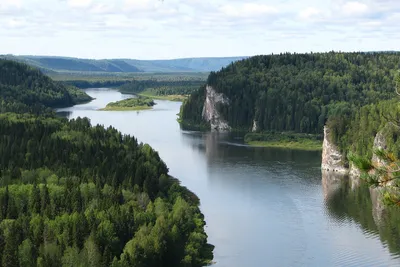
[0,0,399,59]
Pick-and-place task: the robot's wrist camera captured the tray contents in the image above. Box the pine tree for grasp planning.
[30,183,40,214]
[2,221,19,267]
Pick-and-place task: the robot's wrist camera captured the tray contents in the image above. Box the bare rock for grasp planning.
[202,85,231,131]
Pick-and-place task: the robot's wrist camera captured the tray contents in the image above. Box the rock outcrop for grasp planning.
[321,126,348,174]
[202,85,231,131]
[372,128,388,167]
[349,162,361,178]
[252,120,259,132]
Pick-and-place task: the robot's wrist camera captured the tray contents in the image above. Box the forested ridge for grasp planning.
[0,60,213,266]
[180,52,400,133]
[4,55,244,73]
[119,80,204,96]
[0,60,92,114]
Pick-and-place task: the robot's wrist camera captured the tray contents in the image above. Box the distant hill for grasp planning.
[123,57,247,72]
[0,55,247,73]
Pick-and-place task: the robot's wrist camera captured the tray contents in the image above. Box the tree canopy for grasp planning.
[0,59,213,266]
[181,52,400,133]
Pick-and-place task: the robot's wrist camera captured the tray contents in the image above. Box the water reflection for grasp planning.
[323,171,400,258]
[182,131,322,161]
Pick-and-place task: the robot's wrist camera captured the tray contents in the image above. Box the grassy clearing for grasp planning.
[138,92,188,102]
[245,132,323,151]
[246,140,322,151]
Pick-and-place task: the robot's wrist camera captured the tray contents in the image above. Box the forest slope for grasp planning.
[0,59,92,113]
[180,52,400,134]
[0,60,213,266]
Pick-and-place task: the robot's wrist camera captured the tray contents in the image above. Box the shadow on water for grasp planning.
[323,171,400,258]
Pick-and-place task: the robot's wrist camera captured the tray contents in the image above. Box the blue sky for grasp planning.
[0,0,399,59]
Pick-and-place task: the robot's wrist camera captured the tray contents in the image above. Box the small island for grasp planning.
[100,96,156,111]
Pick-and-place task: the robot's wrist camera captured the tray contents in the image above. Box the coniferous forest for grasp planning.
[0,59,214,267]
[180,52,400,133]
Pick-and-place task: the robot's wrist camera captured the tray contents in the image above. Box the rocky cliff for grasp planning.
[252,120,259,132]
[322,123,400,183]
[202,85,231,131]
[321,126,348,174]
[372,128,388,167]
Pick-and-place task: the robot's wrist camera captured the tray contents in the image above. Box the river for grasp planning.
[58,88,400,267]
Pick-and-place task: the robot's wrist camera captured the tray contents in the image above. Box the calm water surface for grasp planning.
[58,88,400,267]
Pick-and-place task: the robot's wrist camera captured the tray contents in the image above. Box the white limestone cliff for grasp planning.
[321,126,348,174]
[202,85,231,131]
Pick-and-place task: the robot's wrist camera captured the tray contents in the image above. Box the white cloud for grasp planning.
[124,0,153,11]
[220,3,278,18]
[342,1,369,16]
[299,7,322,20]
[5,18,26,28]
[68,0,92,8]
[0,0,22,10]
[359,20,382,27]
[90,3,116,14]
[0,0,397,59]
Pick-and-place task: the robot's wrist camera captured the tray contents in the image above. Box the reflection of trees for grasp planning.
[322,171,400,256]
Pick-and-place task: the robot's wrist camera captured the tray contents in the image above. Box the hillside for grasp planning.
[124,57,247,72]
[180,52,400,133]
[0,60,213,266]
[1,55,246,73]
[0,59,92,113]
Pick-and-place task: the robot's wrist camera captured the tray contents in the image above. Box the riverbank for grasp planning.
[137,92,187,102]
[100,106,153,111]
[246,140,322,150]
[245,132,323,151]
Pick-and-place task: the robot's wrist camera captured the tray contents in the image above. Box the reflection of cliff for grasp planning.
[322,170,400,256]
[181,130,321,177]
[202,132,322,166]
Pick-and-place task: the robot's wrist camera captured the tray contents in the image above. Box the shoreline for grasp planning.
[246,140,322,151]
[137,92,187,102]
[99,106,153,111]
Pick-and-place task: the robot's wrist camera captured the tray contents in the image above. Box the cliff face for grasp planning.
[372,126,389,167]
[202,85,231,131]
[252,120,259,132]
[321,126,348,174]
[371,124,399,187]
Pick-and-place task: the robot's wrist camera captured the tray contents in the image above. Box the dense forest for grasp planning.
[0,60,92,114]
[63,80,130,89]
[180,52,400,133]
[119,80,204,96]
[0,59,213,266]
[327,99,400,158]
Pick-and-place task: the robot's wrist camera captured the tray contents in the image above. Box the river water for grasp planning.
[58,88,400,267]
